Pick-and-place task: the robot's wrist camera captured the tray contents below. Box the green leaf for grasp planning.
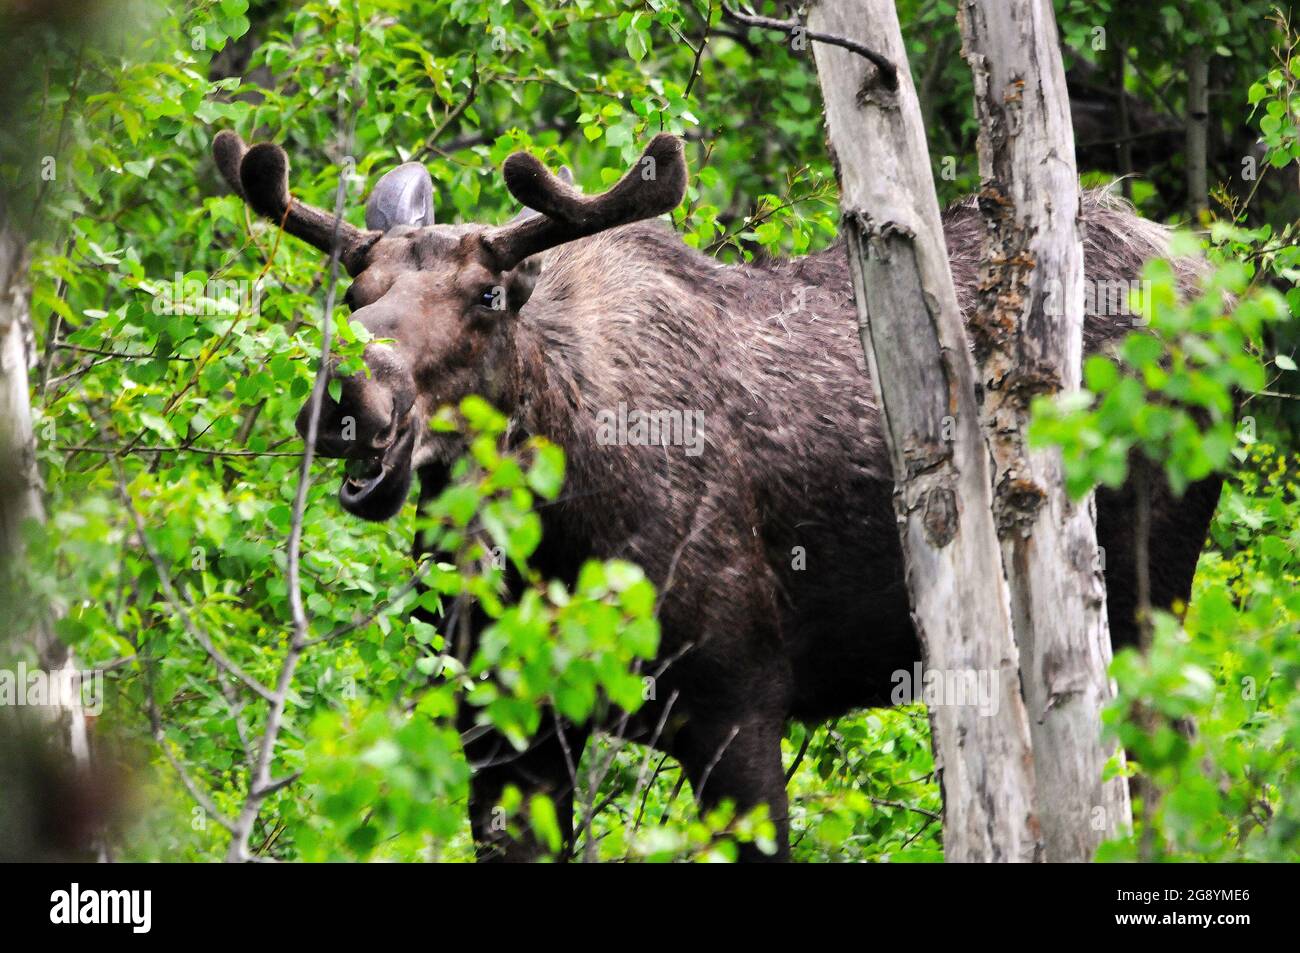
[526,442,565,500]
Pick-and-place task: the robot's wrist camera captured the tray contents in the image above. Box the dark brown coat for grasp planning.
[213,132,1219,862]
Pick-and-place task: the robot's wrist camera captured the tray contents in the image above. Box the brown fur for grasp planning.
[404,192,1217,861]
[214,129,1217,861]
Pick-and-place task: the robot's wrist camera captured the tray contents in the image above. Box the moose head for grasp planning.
[213,130,687,520]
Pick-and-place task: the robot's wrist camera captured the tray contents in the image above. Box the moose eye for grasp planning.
[477,286,506,311]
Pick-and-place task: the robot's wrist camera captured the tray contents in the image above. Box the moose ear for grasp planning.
[508,166,574,223]
[365,161,434,232]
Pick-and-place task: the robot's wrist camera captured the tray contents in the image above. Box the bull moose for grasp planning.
[212,129,1216,861]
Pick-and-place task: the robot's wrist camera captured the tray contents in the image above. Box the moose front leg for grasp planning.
[672,715,791,862]
[462,713,589,862]
[419,587,587,861]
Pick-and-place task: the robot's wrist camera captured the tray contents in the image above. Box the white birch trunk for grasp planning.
[956,0,1132,859]
[0,225,45,573]
[809,0,1041,862]
[1,217,93,800]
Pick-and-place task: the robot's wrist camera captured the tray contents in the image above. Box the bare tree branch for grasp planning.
[113,460,276,703]
[783,728,812,785]
[299,558,434,649]
[415,60,480,162]
[149,719,238,833]
[693,724,740,803]
[60,444,302,458]
[720,3,897,89]
[224,89,357,860]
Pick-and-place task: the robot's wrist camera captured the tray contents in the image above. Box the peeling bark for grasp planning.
[810,0,1040,863]
[957,0,1132,860]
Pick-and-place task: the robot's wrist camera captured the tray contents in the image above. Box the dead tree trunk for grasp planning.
[1185,48,1209,217]
[957,0,1132,861]
[809,0,1040,862]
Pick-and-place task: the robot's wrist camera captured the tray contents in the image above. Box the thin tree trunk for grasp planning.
[0,221,44,589]
[1115,44,1133,199]
[1132,452,1158,860]
[957,0,1132,861]
[1186,48,1209,216]
[809,0,1040,863]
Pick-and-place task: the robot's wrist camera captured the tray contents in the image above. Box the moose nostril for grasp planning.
[296,398,344,450]
[362,402,407,451]
[295,377,411,457]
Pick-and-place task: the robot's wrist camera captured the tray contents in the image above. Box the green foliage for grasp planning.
[1098,442,1300,861]
[785,711,941,863]
[1029,251,1288,498]
[1248,31,1300,171]
[420,399,662,748]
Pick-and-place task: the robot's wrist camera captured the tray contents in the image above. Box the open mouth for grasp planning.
[338,422,417,520]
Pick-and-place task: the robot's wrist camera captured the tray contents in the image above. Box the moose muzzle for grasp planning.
[296,352,419,521]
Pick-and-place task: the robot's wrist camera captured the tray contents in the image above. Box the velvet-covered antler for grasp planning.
[212,130,380,275]
[482,133,688,271]
[213,130,688,276]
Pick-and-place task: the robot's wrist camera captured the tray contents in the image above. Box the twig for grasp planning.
[684,0,714,98]
[149,712,237,833]
[899,813,938,850]
[55,342,196,361]
[113,460,276,703]
[579,703,637,863]
[626,689,681,848]
[1077,126,1183,150]
[58,444,303,458]
[45,357,112,390]
[553,710,581,801]
[1244,388,1300,403]
[415,60,480,162]
[224,82,358,861]
[694,724,741,803]
[784,729,812,785]
[251,771,302,799]
[658,771,687,826]
[870,798,941,822]
[38,238,74,394]
[299,559,435,648]
[632,752,673,833]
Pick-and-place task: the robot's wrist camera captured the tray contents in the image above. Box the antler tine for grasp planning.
[483,133,688,271]
[212,130,248,199]
[210,130,380,275]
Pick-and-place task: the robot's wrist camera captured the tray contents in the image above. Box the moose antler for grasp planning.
[212,130,380,275]
[483,133,688,270]
[212,130,687,275]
